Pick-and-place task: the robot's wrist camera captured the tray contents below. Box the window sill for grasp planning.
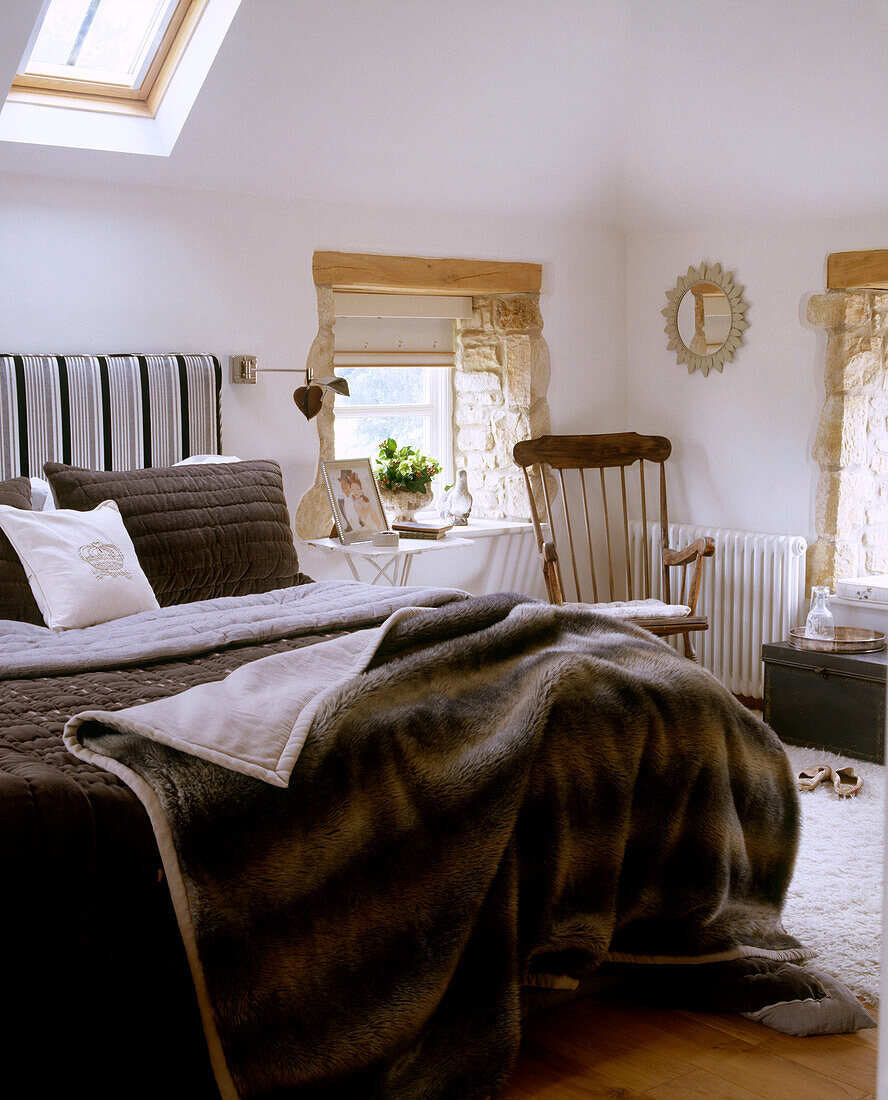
[413,512,534,539]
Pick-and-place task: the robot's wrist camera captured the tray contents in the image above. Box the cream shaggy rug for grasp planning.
[783,743,883,1005]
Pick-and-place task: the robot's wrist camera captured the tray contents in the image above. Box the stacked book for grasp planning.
[391,519,453,541]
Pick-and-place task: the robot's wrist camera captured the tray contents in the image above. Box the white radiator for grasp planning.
[629,523,808,698]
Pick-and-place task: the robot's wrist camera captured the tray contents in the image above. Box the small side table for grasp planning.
[302,535,474,587]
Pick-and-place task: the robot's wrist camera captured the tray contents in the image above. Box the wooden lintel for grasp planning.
[827,250,888,290]
[312,251,542,296]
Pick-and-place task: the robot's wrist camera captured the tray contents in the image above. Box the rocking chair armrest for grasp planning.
[663,536,715,616]
[662,537,715,567]
[542,540,560,564]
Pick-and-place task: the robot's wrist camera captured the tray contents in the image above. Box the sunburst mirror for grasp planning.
[662,262,749,376]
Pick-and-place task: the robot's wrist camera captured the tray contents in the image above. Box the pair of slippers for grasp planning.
[797,764,863,797]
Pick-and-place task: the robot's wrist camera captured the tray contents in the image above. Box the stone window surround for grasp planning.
[294,253,552,539]
[807,289,888,588]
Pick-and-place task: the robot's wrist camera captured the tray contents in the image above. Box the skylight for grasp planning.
[24,0,179,88]
[1,0,241,155]
[11,0,203,112]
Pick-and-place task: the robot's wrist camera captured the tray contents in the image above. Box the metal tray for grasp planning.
[788,626,886,653]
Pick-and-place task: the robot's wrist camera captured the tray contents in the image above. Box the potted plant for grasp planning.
[374,438,442,523]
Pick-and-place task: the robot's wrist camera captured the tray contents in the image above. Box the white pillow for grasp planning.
[0,500,159,630]
[29,476,55,510]
[174,454,241,465]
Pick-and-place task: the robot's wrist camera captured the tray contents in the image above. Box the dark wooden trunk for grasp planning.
[762,641,887,762]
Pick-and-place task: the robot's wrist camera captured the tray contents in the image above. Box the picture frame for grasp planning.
[321,458,388,544]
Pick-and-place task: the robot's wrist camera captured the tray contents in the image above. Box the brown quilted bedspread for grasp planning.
[0,631,341,1099]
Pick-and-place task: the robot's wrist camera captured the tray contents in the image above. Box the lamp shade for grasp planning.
[292,372,350,420]
[310,374,350,396]
[293,385,323,420]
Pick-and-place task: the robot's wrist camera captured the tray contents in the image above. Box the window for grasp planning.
[10,0,206,116]
[331,294,473,494]
[334,366,453,491]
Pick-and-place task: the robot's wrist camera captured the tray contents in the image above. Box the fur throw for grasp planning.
[71,594,804,1099]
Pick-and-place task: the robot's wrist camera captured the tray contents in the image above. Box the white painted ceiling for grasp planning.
[0,0,886,229]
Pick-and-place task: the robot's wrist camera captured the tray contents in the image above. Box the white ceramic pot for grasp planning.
[380,486,434,523]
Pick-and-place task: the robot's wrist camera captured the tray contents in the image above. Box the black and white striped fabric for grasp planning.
[0,354,222,479]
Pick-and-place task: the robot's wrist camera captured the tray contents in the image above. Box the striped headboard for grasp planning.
[0,354,222,479]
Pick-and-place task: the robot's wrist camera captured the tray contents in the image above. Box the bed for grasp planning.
[0,355,853,1100]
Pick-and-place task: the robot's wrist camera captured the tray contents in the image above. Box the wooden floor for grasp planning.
[500,991,878,1099]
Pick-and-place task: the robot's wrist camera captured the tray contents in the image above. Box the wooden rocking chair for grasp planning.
[512,433,715,659]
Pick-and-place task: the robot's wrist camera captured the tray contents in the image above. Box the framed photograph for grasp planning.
[322,458,388,544]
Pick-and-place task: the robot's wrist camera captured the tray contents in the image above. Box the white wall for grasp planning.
[0,170,624,593]
[625,216,888,541]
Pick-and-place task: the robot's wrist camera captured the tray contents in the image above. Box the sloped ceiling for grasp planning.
[0,0,886,229]
[619,0,888,229]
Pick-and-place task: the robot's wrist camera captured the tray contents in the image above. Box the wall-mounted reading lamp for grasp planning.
[292,368,350,420]
[230,356,349,419]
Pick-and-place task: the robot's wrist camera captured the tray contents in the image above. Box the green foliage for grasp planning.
[375,438,441,494]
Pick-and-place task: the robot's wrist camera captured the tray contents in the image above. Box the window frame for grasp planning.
[333,367,454,492]
[9,0,208,118]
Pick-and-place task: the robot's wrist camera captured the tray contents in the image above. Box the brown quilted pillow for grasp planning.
[45,460,306,607]
[0,477,44,624]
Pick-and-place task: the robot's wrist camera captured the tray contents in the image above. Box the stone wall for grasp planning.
[807,290,888,586]
[453,294,551,520]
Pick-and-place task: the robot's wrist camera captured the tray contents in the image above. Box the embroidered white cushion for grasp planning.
[0,500,159,630]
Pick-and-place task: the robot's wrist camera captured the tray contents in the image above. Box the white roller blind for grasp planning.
[333,293,469,368]
[333,293,473,318]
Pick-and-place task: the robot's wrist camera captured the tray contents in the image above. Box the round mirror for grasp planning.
[676,283,732,356]
[663,263,749,376]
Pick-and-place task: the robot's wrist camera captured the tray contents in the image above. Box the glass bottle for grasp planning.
[804,585,835,640]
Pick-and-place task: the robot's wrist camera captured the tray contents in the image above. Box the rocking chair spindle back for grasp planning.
[512,432,715,659]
